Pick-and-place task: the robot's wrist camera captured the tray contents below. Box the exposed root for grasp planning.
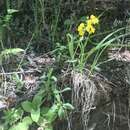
[71,70,97,129]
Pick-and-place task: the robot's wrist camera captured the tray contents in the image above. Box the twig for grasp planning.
[0,69,40,75]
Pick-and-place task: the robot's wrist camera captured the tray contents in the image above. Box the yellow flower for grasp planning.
[86,24,95,34]
[77,15,99,36]
[77,23,85,36]
[87,19,92,26]
[85,15,99,34]
[90,15,99,24]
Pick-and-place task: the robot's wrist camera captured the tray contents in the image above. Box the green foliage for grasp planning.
[22,94,43,123]
[32,94,43,108]
[63,103,74,110]
[9,116,32,130]
[0,1,129,130]
[3,9,18,27]
[22,101,34,113]
[0,48,24,64]
[67,26,129,73]
[44,104,59,123]
[11,73,24,89]
[2,69,73,130]
[7,9,18,15]
[67,34,75,60]
[3,108,23,126]
[31,108,40,122]
[0,48,24,56]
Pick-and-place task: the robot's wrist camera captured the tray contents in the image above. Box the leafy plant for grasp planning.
[3,108,23,126]
[0,48,24,64]
[9,116,32,130]
[11,73,24,90]
[67,15,129,73]
[21,93,43,123]
[1,69,73,130]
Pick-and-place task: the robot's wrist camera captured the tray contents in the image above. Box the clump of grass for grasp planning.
[66,14,130,129]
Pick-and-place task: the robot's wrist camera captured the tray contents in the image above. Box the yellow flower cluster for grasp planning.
[77,23,85,36]
[77,15,99,36]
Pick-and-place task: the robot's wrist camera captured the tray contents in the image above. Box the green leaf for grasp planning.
[7,9,19,14]
[9,123,28,130]
[65,59,77,63]
[53,89,61,102]
[63,103,74,110]
[60,87,71,93]
[67,34,74,60]
[22,116,32,125]
[9,116,32,130]
[32,95,43,109]
[58,107,66,119]
[41,107,50,116]
[21,101,33,112]
[1,48,24,56]
[45,104,59,122]
[51,76,57,82]
[18,123,28,130]
[3,108,23,125]
[31,108,40,122]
